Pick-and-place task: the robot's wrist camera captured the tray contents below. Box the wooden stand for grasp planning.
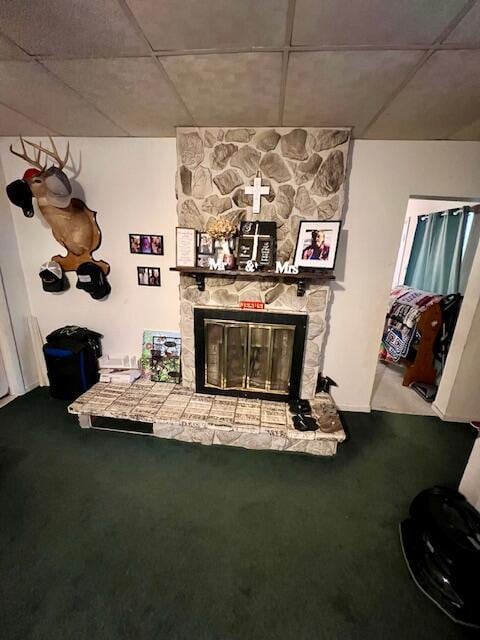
[402,302,442,387]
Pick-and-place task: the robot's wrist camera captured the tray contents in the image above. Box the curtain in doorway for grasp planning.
[404,208,468,295]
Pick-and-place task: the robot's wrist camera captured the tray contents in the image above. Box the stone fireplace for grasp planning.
[194,307,307,400]
[176,126,351,399]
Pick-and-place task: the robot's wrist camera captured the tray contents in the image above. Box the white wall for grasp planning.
[322,140,480,412]
[434,238,480,422]
[0,138,179,365]
[1,137,480,418]
[0,160,37,393]
[460,435,480,510]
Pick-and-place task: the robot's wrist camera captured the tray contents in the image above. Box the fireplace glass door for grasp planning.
[204,320,295,394]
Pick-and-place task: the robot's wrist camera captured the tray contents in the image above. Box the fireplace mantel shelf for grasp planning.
[170,267,335,296]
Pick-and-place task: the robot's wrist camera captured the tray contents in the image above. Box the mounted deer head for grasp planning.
[9,136,71,205]
[6,137,110,284]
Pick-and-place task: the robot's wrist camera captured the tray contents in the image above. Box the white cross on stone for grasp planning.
[245,172,270,213]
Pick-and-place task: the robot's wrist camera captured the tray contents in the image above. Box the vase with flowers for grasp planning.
[207,218,237,269]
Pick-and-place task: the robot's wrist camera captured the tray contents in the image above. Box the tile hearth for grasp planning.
[68,381,346,457]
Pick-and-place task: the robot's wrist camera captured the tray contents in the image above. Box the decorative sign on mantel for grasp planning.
[275,261,299,274]
[208,258,225,271]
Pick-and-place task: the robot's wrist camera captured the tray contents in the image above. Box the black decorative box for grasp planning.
[238,221,276,269]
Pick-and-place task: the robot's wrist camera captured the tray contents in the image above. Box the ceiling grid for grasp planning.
[0,0,478,138]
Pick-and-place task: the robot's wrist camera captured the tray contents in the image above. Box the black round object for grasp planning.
[410,487,480,567]
[400,486,480,628]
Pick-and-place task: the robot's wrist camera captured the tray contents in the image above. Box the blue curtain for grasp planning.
[404,208,468,295]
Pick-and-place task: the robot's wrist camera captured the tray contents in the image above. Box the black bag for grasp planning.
[43,326,102,400]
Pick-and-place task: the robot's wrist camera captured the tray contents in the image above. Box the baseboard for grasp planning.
[431,403,471,423]
[24,380,40,393]
[335,403,371,413]
[0,394,16,409]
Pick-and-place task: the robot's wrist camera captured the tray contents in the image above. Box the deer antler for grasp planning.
[9,136,46,171]
[24,136,69,171]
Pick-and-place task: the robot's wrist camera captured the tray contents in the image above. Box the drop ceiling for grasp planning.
[0,0,479,139]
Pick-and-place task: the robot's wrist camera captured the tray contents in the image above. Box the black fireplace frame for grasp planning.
[193,307,307,401]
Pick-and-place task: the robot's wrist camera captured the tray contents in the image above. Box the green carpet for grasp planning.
[0,388,477,640]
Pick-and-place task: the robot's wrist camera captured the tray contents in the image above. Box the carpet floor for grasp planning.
[0,388,477,640]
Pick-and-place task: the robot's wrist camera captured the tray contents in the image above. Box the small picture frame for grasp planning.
[137,266,161,286]
[130,234,164,255]
[293,221,341,270]
[197,231,214,255]
[197,254,212,268]
[176,227,196,268]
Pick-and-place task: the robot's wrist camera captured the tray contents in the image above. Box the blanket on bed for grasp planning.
[379,286,443,363]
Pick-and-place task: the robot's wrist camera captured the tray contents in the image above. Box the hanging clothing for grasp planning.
[405,208,468,295]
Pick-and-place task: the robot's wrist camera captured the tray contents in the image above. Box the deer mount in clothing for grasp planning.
[7,137,110,276]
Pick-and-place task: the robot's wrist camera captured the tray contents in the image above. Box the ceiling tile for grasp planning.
[43,58,193,136]
[0,33,28,60]
[160,53,282,126]
[283,51,423,132]
[0,103,54,135]
[444,2,480,46]
[0,61,125,136]
[365,51,480,140]
[0,1,148,57]
[127,0,289,50]
[292,0,468,46]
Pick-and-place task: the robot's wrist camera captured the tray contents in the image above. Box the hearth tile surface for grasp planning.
[68,382,345,456]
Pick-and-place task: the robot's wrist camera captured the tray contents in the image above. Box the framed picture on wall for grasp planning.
[137,266,161,286]
[293,221,341,270]
[175,227,196,267]
[130,234,164,255]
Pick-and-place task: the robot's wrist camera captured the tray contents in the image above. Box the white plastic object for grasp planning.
[98,355,138,370]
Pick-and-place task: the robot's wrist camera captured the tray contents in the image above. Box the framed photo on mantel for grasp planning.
[293,221,341,270]
[175,227,196,268]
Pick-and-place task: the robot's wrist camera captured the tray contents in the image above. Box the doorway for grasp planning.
[371,197,480,415]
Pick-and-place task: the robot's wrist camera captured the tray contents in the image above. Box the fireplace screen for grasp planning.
[205,320,295,393]
[194,309,307,400]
